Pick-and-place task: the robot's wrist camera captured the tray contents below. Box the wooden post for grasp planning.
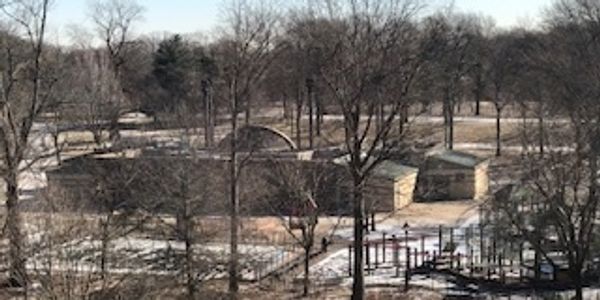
[534,244,540,280]
[470,247,474,275]
[414,247,418,269]
[492,235,497,264]
[519,241,524,282]
[382,232,386,263]
[374,242,379,268]
[365,237,370,275]
[487,245,492,279]
[348,244,352,277]
[509,240,514,272]
[393,235,400,277]
[479,224,484,265]
[465,226,471,269]
[438,225,443,256]
[450,227,454,269]
[405,247,410,291]
[371,212,376,232]
[499,252,504,283]
[421,235,425,266]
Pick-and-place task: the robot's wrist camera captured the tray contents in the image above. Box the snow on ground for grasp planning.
[311,212,484,290]
[453,143,574,153]
[27,237,301,281]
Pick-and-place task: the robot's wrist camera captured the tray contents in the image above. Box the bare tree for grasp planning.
[492,1,600,299]
[0,0,52,287]
[64,49,126,150]
[486,31,523,157]
[216,0,281,297]
[139,108,224,299]
[466,15,494,116]
[493,149,599,300]
[306,1,428,298]
[423,11,478,150]
[264,159,343,296]
[89,0,144,142]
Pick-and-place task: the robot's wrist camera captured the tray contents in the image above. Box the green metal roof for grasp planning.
[333,154,417,180]
[373,160,418,180]
[430,150,486,168]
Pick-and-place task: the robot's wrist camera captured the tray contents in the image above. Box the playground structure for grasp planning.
[312,217,575,293]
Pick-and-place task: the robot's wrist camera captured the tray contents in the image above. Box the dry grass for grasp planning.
[384,200,480,227]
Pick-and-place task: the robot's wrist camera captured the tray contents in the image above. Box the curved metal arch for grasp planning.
[221,124,298,151]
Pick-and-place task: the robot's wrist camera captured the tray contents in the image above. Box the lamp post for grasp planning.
[403,222,410,291]
[403,222,410,249]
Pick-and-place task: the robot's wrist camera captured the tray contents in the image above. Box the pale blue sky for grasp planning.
[47,0,551,43]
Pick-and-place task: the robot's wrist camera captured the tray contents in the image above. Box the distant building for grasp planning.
[333,155,419,212]
[365,161,419,211]
[46,150,348,216]
[417,150,489,201]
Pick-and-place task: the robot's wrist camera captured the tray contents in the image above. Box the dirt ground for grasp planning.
[383,200,480,227]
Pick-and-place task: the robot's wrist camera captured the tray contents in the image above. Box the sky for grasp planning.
[47,0,551,44]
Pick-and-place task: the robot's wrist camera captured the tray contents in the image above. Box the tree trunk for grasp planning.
[443,92,454,150]
[303,244,312,297]
[573,269,583,300]
[282,93,289,119]
[398,113,404,135]
[185,224,195,299]
[244,98,251,125]
[376,103,383,134]
[93,130,103,150]
[229,85,240,297]
[307,79,314,149]
[473,68,482,116]
[203,81,214,148]
[53,133,61,165]
[6,171,26,287]
[295,86,302,150]
[474,85,481,116]
[315,91,321,136]
[179,171,195,300]
[449,102,454,150]
[538,105,544,157]
[185,237,195,299]
[496,106,501,157]
[351,177,365,300]
[443,99,448,148]
[99,215,111,287]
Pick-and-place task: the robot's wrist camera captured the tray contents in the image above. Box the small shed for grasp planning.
[333,155,419,212]
[366,161,419,212]
[417,150,489,201]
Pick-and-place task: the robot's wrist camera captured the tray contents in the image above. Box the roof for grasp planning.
[428,150,486,168]
[373,160,418,180]
[333,154,417,180]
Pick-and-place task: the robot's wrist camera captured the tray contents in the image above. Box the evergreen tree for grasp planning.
[152,34,193,111]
